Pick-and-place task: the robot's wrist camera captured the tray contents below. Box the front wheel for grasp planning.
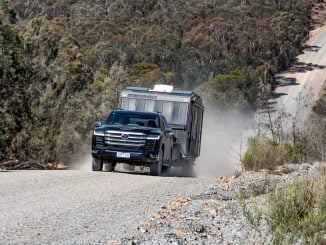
[150,150,163,176]
[103,162,116,172]
[92,158,103,171]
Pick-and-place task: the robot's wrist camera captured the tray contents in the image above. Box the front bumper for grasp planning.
[92,148,159,164]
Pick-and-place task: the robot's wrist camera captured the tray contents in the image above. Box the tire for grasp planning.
[162,150,172,174]
[150,149,163,176]
[92,158,103,171]
[104,162,116,172]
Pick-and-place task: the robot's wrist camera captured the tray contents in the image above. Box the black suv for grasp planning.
[92,110,173,176]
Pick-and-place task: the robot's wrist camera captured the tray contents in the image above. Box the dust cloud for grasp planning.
[194,109,255,177]
[72,110,255,177]
[72,154,92,171]
[73,153,148,173]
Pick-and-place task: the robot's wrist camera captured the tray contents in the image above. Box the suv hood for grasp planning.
[95,124,161,135]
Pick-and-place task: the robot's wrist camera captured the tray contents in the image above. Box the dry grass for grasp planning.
[241,134,304,171]
[268,175,326,243]
[302,84,326,162]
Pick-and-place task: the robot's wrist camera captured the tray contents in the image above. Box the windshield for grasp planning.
[106,112,160,128]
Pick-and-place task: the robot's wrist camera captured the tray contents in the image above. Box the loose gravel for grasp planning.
[0,169,214,244]
[1,163,324,244]
[122,162,326,244]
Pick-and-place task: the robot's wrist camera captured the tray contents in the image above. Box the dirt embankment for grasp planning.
[124,162,325,244]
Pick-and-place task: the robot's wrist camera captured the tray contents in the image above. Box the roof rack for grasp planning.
[172,90,193,95]
[125,86,149,91]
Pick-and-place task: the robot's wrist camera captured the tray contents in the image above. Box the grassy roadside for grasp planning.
[239,84,326,243]
[268,174,326,243]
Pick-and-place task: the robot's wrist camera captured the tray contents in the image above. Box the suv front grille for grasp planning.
[105,131,147,147]
[95,136,104,147]
[145,140,158,150]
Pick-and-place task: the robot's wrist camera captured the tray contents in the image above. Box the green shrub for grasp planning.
[196,68,260,111]
[241,134,304,171]
[268,177,326,243]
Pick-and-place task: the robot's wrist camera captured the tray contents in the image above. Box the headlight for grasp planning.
[93,130,105,136]
[147,135,161,140]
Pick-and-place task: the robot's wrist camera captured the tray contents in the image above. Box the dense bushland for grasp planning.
[0,0,318,164]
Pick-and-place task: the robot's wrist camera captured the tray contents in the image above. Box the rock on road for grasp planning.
[0,169,213,244]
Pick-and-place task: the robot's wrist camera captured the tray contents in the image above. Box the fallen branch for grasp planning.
[0,160,68,170]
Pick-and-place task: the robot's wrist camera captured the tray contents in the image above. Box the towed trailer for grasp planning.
[119,85,204,174]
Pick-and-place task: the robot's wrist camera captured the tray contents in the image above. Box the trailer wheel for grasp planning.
[92,158,103,171]
[150,149,163,176]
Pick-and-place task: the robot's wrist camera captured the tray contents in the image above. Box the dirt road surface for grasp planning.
[257,26,326,131]
[2,13,326,245]
[0,170,213,244]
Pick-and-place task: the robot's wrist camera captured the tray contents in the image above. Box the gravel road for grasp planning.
[257,25,326,130]
[0,170,214,244]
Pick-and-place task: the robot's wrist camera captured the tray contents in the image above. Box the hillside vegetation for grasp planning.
[0,0,318,164]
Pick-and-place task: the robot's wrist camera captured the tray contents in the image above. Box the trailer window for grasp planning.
[175,103,188,125]
[157,101,188,125]
[154,101,163,112]
[120,98,188,125]
[121,98,129,109]
[162,101,173,122]
[128,98,137,110]
[121,98,154,112]
[121,98,140,111]
[144,100,155,112]
[136,99,145,111]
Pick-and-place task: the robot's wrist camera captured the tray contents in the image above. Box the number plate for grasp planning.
[117,152,131,158]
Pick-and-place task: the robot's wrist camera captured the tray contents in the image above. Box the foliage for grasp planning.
[237,191,264,227]
[268,177,326,243]
[241,134,304,171]
[196,68,261,111]
[102,62,130,110]
[0,23,30,159]
[239,175,326,243]
[1,0,16,23]
[0,0,319,164]
[304,85,326,162]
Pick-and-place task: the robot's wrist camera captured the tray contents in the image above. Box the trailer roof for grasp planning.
[125,86,194,96]
[112,109,160,116]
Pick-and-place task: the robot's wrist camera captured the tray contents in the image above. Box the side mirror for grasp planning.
[95,120,103,128]
[165,125,173,133]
